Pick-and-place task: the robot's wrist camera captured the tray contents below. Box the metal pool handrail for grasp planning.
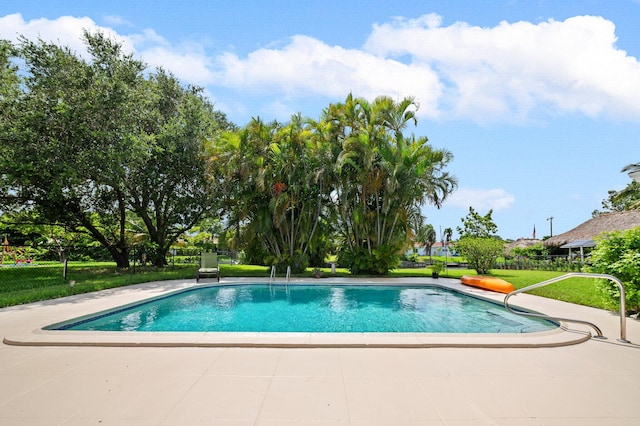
[504,272,629,343]
[285,266,291,285]
[269,265,276,286]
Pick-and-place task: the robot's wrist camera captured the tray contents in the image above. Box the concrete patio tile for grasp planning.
[0,373,50,406]
[349,421,445,426]
[72,346,223,377]
[534,419,640,425]
[274,348,343,377]
[259,421,350,425]
[71,374,197,422]
[343,375,442,423]
[338,348,412,377]
[2,278,640,424]
[577,341,640,375]
[205,347,282,376]
[164,375,271,423]
[258,376,350,422]
[4,346,93,376]
[551,375,640,418]
[491,419,550,425]
[65,419,161,426]
[403,347,545,377]
[396,350,455,377]
[436,348,553,377]
[0,373,113,420]
[489,374,618,419]
[416,375,530,421]
[0,345,43,372]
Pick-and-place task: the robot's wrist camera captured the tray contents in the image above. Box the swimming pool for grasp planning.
[47,284,557,333]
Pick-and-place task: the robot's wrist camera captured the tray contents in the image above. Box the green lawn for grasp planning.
[0,262,615,311]
[0,262,196,307]
[391,266,613,310]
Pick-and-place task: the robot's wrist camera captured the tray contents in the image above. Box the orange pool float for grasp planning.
[460,275,515,294]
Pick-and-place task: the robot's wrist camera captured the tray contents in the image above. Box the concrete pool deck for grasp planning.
[1,277,640,423]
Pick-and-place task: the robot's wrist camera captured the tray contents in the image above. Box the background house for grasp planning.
[543,210,640,260]
[406,241,458,257]
[504,238,541,257]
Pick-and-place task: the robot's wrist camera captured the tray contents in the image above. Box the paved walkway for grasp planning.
[1,278,639,424]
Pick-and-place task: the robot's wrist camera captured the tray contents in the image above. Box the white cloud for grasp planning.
[3,12,640,124]
[0,13,211,84]
[447,188,515,211]
[214,35,443,117]
[364,14,640,123]
[141,45,215,84]
[102,15,134,28]
[0,13,112,55]
[0,13,136,60]
[259,100,297,121]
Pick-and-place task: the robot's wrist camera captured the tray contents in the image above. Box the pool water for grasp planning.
[49,285,557,333]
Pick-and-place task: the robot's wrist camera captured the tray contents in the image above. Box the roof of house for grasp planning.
[543,210,640,247]
[504,238,541,255]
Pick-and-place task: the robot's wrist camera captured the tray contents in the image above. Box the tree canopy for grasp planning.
[456,207,498,238]
[2,34,457,273]
[1,32,232,266]
[593,180,640,217]
[326,95,457,273]
[208,95,457,274]
[588,227,640,314]
[456,207,502,274]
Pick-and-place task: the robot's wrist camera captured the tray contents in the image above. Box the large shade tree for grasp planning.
[1,32,231,267]
[1,32,145,267]
[125,69,225,266]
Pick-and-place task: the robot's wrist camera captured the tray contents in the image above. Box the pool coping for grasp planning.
[2,277,595,348]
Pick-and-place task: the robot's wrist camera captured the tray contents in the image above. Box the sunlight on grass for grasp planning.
[0,262,613,311]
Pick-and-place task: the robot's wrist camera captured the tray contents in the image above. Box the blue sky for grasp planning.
[2,0,639,241]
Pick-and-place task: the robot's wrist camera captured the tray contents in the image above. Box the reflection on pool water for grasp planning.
[47,284,558,333]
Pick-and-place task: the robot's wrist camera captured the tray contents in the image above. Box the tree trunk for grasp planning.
[152,246,169,267]
[106,245,130,268]
[72,206,130,268]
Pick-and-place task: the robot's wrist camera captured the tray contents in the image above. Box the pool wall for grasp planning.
[45,283,559,333]
[4,278,591,348]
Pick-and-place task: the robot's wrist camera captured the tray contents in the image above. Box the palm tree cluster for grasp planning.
[209,94,457,274]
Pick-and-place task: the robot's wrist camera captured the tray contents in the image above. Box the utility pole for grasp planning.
[547,216,554,237]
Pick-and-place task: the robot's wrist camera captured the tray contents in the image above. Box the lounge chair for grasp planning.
[196,252,220,282]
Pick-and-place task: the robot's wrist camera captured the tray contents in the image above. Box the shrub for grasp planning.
[338,244,400,275]
[586,227,640,314]
[456,237,504,275]
[269,251,309,274]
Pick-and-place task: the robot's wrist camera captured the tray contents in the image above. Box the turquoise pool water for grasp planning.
[49,284,557,333]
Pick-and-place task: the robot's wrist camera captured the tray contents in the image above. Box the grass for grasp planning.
[0,261,615,311]
[0,262,196,307]
[391,266,613,310]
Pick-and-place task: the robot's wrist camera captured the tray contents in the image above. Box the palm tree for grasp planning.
[328,95,457,274]
[267,114,333,271]
[416,223,437,263]
[209,94,457,275]
[209,117,273,254]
